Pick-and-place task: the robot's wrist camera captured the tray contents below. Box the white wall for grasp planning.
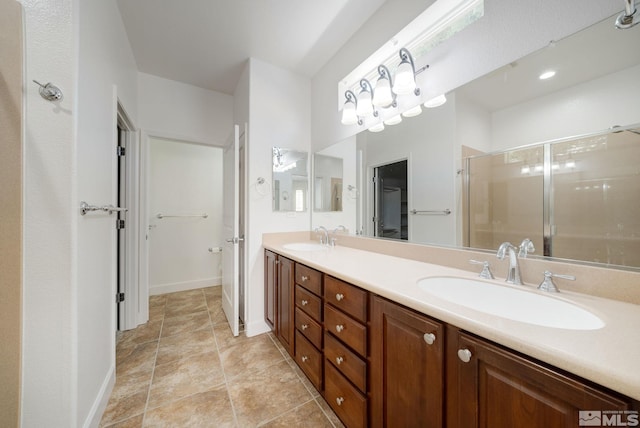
[242,58,311,336]
[148,139,223,294]
[138,72,234,146]
[311,0,621,152]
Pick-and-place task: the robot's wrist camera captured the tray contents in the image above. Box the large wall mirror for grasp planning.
[312,13,640,270]
[272,147,309,212]
[313,154,343,212]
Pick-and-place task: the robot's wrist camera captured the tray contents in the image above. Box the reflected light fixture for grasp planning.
[539,70,556,80]
[372,65,395,108]
[424,94,447,108]
[369,122,385,133]
[341,90,362,125]
[392,48,421,96]
[521,165,531,174]
[402,105,422,117]
[384,114,403,126]
[356,79,375,117]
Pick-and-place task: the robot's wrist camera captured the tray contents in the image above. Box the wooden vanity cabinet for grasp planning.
[264,250,294,357]
[369,296,445,428]
[446,326,634,428]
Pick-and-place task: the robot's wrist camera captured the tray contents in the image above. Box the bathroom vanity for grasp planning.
[264,235,640,428]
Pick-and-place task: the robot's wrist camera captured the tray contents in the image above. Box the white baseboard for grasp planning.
[149,277,221,296]
[83,365,115,428]
[246,319,271,337]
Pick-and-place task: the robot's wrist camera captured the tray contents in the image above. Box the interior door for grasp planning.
[222,125,240,336]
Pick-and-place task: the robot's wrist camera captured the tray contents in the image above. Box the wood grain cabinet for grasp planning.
[370,296,445,428]
[446,326,636,428]
[264,250,294,357]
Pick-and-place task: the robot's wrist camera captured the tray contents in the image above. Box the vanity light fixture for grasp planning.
[616,0,639,29]
[392,48,422,96]
[341,90,362,125]
[402,105,423,117]
[372,65,395,108]
[424,94,447,108]
[384,114,403,126]
[539,70,556,80]
[356,79,375,117]
[565,159,576,169]
[369,122,386,133]
[521,165,531,174]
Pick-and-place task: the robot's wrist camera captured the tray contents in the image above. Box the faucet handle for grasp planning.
[538,270,576,292]
[470,260,495,279]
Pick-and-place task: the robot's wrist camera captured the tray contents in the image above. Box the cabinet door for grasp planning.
[447,327,632,428]
[370,296,444,428]
[276,256,295,357]
[264,250,277,331]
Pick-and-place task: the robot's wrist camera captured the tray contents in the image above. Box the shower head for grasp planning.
[615,0,639,29]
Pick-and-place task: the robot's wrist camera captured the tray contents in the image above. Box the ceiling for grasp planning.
[116,0,388,95]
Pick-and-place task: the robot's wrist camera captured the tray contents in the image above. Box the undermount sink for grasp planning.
[417,276,604,330]
[282,242,328,252]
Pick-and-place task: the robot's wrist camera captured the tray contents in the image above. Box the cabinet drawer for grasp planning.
[325,332,366,392]
[296,264,322,296]
[324,276,367,322]
[325,361,367,428]
[325,304,367,356]
[295,285,322,321]
[295,307,323,349]
[295,331,322,391]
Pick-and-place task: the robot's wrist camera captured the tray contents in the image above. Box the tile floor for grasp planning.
[100,286,344,427]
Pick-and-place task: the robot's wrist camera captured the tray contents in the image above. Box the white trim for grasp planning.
[149,278,222,296]
[245,319,271,338]
[82,365,115,428]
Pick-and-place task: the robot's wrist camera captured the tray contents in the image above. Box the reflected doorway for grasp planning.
[373,160,408,240]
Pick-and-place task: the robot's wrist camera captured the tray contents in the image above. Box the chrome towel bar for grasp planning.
[410,209,451,215]
[80,201,128,216]
[156,213,208,219]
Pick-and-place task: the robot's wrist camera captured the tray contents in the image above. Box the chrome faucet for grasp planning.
[518,238,535,258]
[497,242,523,285]
[333,225,347,233]
[315,226,329,245]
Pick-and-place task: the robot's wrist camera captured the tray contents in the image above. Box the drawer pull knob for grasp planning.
[336,356,344,365]
[301,300,308,306]
[423,333,436,345]
[335,293,344,301]
[335,324,345,333]
[336,397,345,406]
[275,260,280,265]
[458,348,472,363]
[301,355,309,362]
[301,324,309,330]
[301,275,309,281]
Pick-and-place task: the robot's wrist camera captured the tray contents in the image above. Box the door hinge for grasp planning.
[116,219,125,229]
[117,146,126,156]
[116,292,125,303]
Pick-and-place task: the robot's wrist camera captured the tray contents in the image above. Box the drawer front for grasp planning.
[296,264,322,296]
[324,275,367,322]
[325,332,366,392]
[295,331,322,391]
[325,361,367,428]
[295,285,322,321]
[295,307,323,349]
[324,304,367,356]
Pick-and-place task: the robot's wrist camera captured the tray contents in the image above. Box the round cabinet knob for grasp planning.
[301,275,309,282]
[301,300,308,306]
[423,333,436,345]
[301,324,309,330]
[458,348,472,363]
[301,356,309,362]
[335,324,345,333]
[335,293,344,301]
[335,356,344,365]
[336,397,345,406]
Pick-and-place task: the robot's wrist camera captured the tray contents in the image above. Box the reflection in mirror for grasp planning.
[312,13,640,270]
[313,154,343,212]
[272,147,308,212]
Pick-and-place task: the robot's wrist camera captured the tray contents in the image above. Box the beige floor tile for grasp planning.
[143,386,236,428]
[148,294,166,308]
[287,358,321,398]
[165,297,207,318]
[117,321,162,347]
[213,323,253,351]
[203,285,222,298]
[208,301,228,325]
[147,350,225,410]
[100,389,148,427]
[110,369,154,404]
[259,400,333,427]
[228,360,313,427]
[315,396,345,428]
[161,310,211,338]
[218,334,284,380]
[102,413,143,428]
[165,289,204,303]
[116,341,158,376]
[156,328,216,366]
[148,305,165,322]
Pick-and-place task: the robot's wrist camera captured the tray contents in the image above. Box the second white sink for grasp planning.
[417,276,604,330]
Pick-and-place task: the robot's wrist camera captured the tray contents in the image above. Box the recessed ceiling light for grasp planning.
[539,70,556,80]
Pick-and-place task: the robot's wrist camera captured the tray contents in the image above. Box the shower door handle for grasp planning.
[225,237,244,244]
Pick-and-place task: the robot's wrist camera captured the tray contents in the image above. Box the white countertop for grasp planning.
[263,235,640,402]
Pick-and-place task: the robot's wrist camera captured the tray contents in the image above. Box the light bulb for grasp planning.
[384,115,402,126]
[341,101,358,125]
[392,61,416,95]
[372,77,393,107]
[402,105,422,117]
[424,94,447,108]
[369,123,385,133]
[356,90,373,117]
